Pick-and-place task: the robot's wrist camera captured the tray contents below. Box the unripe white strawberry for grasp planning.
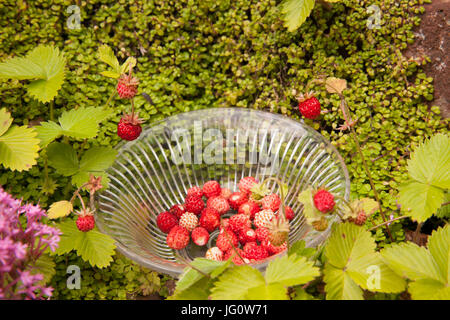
[179,212,198,232]
[254,209,275,229]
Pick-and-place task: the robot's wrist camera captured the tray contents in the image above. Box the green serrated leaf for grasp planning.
[98,45,121,74]
[168,277,212,300]
[210,265,265,300]
[58,107,112,139]
[79,147,118,172]
[47,142,79,176]
[298,188,322,223]
[281,0,316,32]
[47,200,73,219]
[121,57,137,74]
[265,254,320,287]
[100,70,121,79]
[0,108,12,136]
[55,219,116,268]
[426,225,449,283]
[246,283,288,300]
[342,198,379,220]
[323,264,363,300]
[398,180,445,222]
[0,125,40,171]
[35,121,63,147]
[408,279,450,300]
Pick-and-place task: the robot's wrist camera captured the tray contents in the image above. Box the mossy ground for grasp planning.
[0,0,447,299]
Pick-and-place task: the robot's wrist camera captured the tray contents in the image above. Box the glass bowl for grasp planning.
[95,108,350,277]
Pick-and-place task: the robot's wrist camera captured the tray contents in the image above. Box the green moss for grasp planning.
[0,0,447,299]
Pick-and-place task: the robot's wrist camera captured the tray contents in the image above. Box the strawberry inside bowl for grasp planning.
[95,108,350,277]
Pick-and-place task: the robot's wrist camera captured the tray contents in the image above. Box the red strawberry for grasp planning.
[166,226,190,250]
[354,211,367,226]
[238,227,257,245]
[220,188,232,199]
[261,194,281,212]
[117,73,139,99]
[156,211,178,233]
[238,176,258,194]
[229,214,251,233]
[243,242,269,261]
[283,206,295,220]
[254,209,275,229]
[202,180,221,198]
[199,208,220,232]
[206,196,230,215]
[224,248,247,265]
[187,186,203,198]
[238,201,260,220]
[169,204,186,219]
[219,218,230,233]
[76,214,95,232]
[262,239,287,255]
[191,227,209,246]
[255,227,270,243]
[179,212,198,232]
[216,229,238,252]
[298,92,321,120]
[205,247,223,261]
[117,113,143,141]
[313,189,335,213]
[228,192,248,210]
[184,195,205,215]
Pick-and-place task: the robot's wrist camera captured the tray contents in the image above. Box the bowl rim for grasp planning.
[96,107,350,277]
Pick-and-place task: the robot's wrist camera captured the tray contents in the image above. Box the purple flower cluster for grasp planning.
[0,187,61,300]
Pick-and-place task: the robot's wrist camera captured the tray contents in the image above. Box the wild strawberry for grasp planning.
[220,188,232,199]
[238,176,258,194]
[224,248,248,265]
[313,189,335,213]
[202,180,221,198]
[117,113,143,141]
[298,92,321,120]
[199,208,220,232]
[238,227,257,245]
[205,247,223,261]
[229,214,251,233]
[184,195,204,215]
[187,186,203,198]
[76,211,95,232]
[261,194,281,212]
[255,227,270,243]
[283,206,295,220]
[216,229,238,252]
[354,211,367,226]
[228,192,248,210]
[254,209,275,229]
[156,211,178,233]
[206,196,230,215]
[169,204,185,219]
[117,73,139,99]
[238,201,260,220]
[262,239,287,255]
[179,212,198,232]
[191,227,209,246]
[166,226,190,250]
[219,218,230,232]
[243,242,269,261]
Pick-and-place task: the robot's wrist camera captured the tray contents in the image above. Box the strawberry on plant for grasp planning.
[206,196,229,215]
[284,206,295,220]
[205,247,223,261]
[238,176,258,194]
[298,92,321,120]
[166,226,190,250]
[261,193,281,212]
[184,194,204,215]
[191,227,209,246]
[202,180,221,198]
[353,211,367,226]
[169,204,185,219]
[238,201,260,220]
[179,212,198,232]
[76,210,95,232]
[117,113,143,141]
[156,211,178,233]
[116,73,139,99]
[313,189,335,213]
[228,191,248,210]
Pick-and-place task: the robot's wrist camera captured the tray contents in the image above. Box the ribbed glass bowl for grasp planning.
[96,108,350,277]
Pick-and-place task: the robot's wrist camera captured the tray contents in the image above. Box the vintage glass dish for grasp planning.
[96,108,350,277]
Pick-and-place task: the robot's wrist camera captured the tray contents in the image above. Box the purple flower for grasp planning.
[0,187,60,300]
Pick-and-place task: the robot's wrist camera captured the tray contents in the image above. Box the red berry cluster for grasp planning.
[156,178,296,265]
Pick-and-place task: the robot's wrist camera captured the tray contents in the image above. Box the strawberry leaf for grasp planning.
[47,200,73,219]
[281,0,316,32]
[47,142,79,176]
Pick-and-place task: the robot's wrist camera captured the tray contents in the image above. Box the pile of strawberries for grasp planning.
[155,177,296,265]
